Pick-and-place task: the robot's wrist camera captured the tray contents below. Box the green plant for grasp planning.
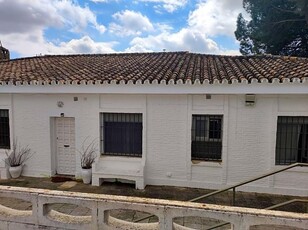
[78,138,98,169]
[5,139,34,167]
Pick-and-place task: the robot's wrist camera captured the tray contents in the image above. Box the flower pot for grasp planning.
[81,168,92,184]
[9,165,23,178]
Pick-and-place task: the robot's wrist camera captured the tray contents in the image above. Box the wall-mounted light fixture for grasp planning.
[60,113,64,117]
[245,94,256,106]
[57,101,64,108]
[206,94,212,100]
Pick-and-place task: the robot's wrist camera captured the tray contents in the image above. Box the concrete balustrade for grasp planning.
[0,185,307,230]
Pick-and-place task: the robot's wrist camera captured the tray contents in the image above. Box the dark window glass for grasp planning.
[209,117,222,139]
[276,116,308,165]
[191,115,223,161]
[0,109,10,149]
[101,113,142,157]
[196,119,206,138]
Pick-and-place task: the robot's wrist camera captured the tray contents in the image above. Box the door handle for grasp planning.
[64,145,70,147]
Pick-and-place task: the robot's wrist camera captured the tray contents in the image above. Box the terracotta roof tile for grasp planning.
[0,52,307,85]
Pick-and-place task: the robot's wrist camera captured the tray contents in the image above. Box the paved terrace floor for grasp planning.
[0,177,307,229]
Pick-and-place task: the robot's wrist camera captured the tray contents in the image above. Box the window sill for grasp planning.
[100,155,142,161]
[273,164,308,173]
[101,153,142,158]
[191,160,222,168]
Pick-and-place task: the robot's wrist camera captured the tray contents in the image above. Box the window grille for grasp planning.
[276,116,308,165]
[0,109,10,149]
[191,115,223,161]
[101,113,142,157]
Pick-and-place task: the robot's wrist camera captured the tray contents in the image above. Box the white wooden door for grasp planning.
[56,117,76,175]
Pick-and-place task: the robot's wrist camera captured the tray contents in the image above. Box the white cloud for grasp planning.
[47,36,116,54]
[90,0,108,2]
[0,0,244,57]
[0,0,105,35]
[0,0,60,34]
[1,30,49,57]
[2,33,115,57]
[125,0,245,54]
[124,0,245,54]
[139,0,187,13]
[188,0,244,37]
[52,0,106,34]
[0,0,109,57]
[156,23,173,32]
[90,0,120,2]
[109,10,154,36]
[219,49,241,56]
[126,29,219,54]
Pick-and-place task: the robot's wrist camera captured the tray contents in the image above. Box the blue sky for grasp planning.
[0,0,245,59]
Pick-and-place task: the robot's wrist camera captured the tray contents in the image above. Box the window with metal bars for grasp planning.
[275,116,308,165]
[191,115,223,161]
[0,109,10,149]
[101,113,142,157]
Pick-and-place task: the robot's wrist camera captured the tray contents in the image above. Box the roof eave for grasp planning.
[0,80,307,94]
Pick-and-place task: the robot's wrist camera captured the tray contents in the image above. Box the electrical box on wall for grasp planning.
[245,94,256,106]
[206,94,212,99]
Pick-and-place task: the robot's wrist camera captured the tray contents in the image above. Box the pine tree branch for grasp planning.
[271,5,298,14]
[273,19,306,25]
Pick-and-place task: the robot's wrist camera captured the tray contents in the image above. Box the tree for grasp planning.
[293,0,308,23]
[235,0,308,57]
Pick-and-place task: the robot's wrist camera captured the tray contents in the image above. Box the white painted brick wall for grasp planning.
[0,93,307,196]
[0,94,99,177]
[146,95,188,181]
[226,95,273,185]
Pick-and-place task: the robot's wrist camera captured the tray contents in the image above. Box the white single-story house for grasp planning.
[0,51,307,196]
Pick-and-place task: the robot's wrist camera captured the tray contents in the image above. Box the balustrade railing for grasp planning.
[0,185,307,230]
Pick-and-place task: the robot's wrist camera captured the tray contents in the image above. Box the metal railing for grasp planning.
[135,162,308,223]
[206,198,308,230]
[265,199,308,210]
[190,162,308,204]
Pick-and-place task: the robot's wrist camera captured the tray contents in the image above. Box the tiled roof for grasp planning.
[0,52,307,85]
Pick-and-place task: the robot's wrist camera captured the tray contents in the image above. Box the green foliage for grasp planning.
[293,0,308,23]
[235,0,308,57]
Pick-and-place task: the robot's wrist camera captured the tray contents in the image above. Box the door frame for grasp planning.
[50,116,76,176]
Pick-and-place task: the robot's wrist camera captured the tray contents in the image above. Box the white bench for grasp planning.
[92,157,145,189]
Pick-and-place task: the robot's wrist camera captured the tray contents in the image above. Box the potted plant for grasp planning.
[78,138,97,184]
[5,139,34,178]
